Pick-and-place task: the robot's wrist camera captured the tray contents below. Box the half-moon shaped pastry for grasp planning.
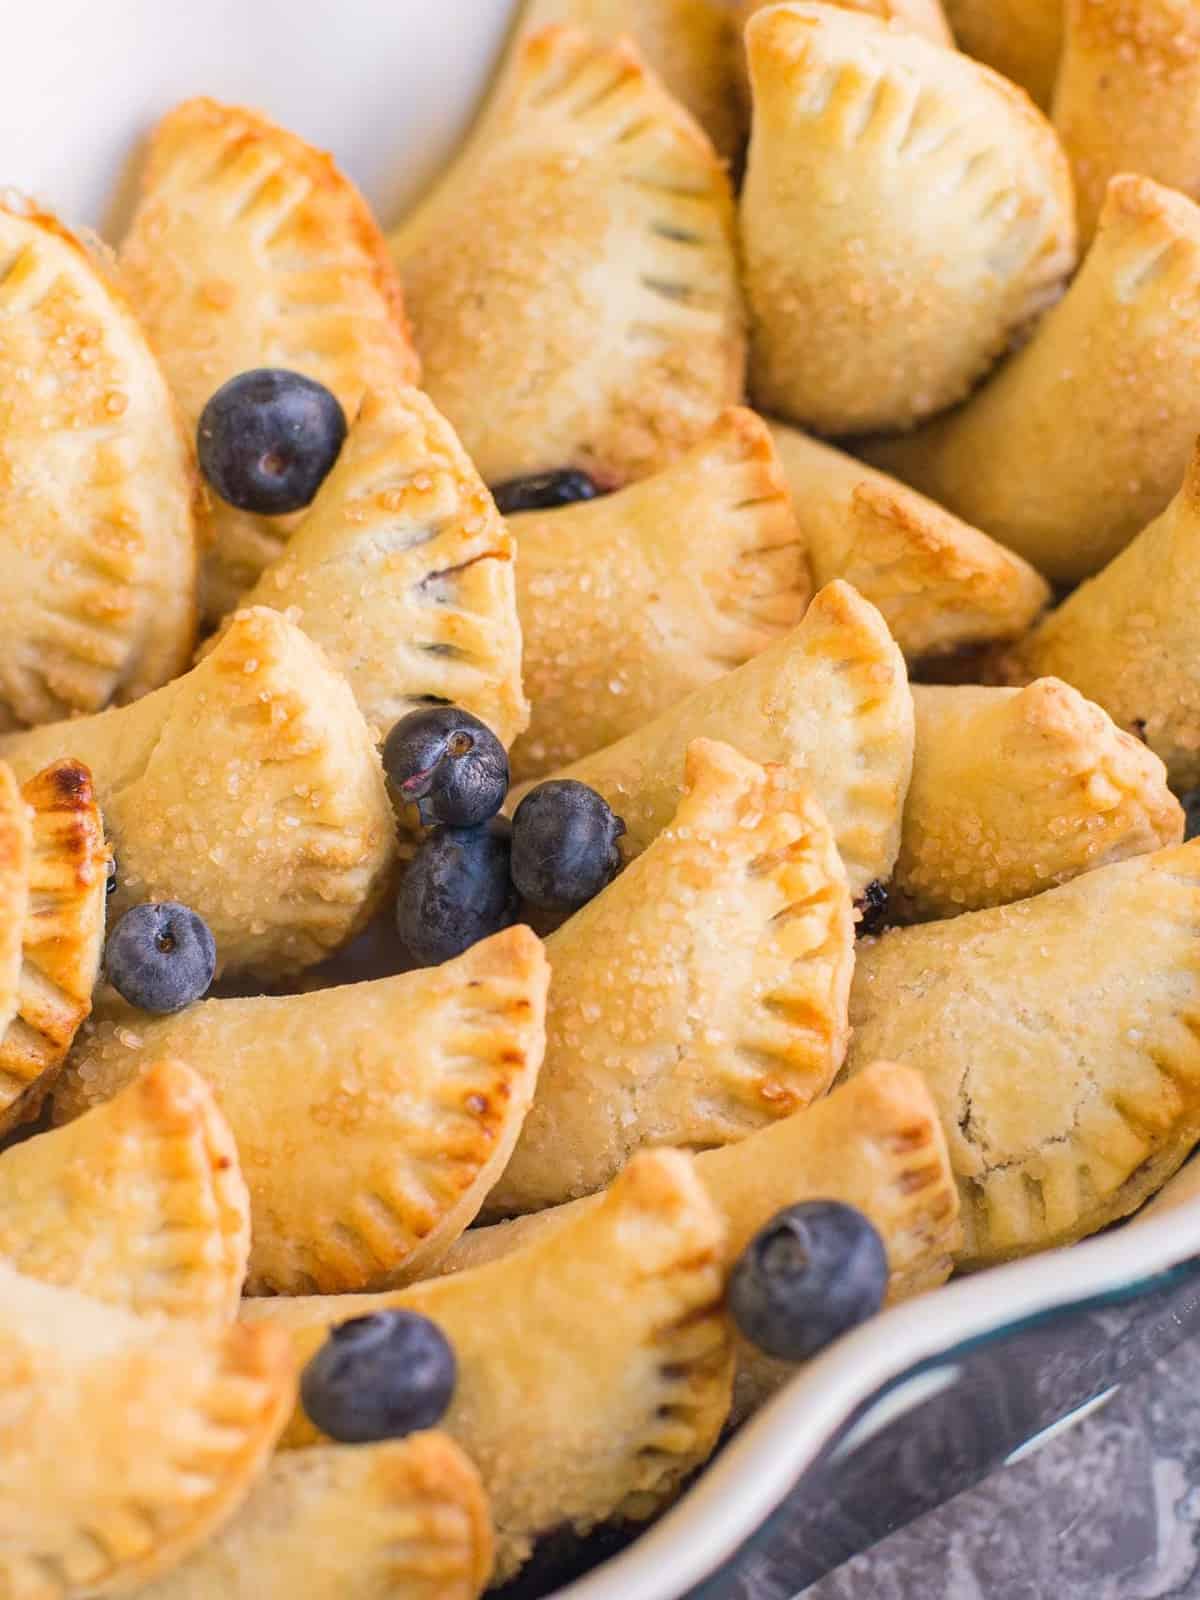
[942,0,1063,107]
[867,175,1200,583]
[510,408,809,779]
[516,580,913,898]
[245,1147,735,1583]
[0,1060,249,1323]
[0,608,396,979]
[489,740,854,1214]
[133,1437,494,1600]
[0,764,31,1055]
[1053,0,1200,246]
[846,840,1200,1265]
[766,420,1049,660]
[896,681,1182,918]
[392,26,745,488]
[231,386,528,748]
[55,927,548,1295]
[0,760,108,1134]
[0,196,198,726]
[0,1264,294,1597]
[740,4,1075,435]
[120,97,419,620]
[1003,439,1200,790]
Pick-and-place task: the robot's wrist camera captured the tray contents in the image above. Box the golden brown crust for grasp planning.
[518,580,914,897]
[740,0,953,46]
[943,0,1063,106]
[847,840,1200,1265]
[0,1060,249,1323]
[0,1266,295,1597]
[741,4,1075,435]
[0,195,198,725]
[0,764,31,1055]
[244,1148,734,1583]
[393,26,745,488]
[134,1437,494,1600]
[1003,441,1200,789]
[767,421,1049,660]
[510,408,810,779]
[120,97,420,620]
[231,386,529,748]
[57,927,549,1294]
[895,682,1183,918]
[489,740,854,1213]
[1053,0,1200,246]
[0,760,109,1132]
[0,608,397,979]
[867,174,1200,584]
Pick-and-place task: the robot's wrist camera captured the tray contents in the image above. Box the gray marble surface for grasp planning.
[787,1335,1200,1598]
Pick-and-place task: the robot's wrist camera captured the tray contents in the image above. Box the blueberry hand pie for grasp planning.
[740,3,1075,435]
[0,196,198,728]
[511,408,809,779]
[120,97,420,620]
[489,739,854,1214]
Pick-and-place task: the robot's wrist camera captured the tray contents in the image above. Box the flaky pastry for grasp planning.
[767,420,1049,660]
[120,98,419,620]
[0,608,396,979]
[846,841,1200,1265]
[895,682,1183,918]
[517,580,913,897]
[245,1148,735,1582]
[0,1264,294,1597]
[228,386,528,748]
[392,26,745,488]
[135,1437,493,1600]
[0,196,198,726]
[867,174,1200,584]
[740,0,953,50]
[0,1060,249,1323]
[510,408,809,779]
[57,927,548,1295]
[489,739,854,1214]
[740,4,1075,435]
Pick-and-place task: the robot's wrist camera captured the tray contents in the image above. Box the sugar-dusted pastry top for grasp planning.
[0,196,198,727]
[121,97,419,619]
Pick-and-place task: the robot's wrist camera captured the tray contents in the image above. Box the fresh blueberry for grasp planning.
[491,469,600,516]
[197,369,347,514]
[396,821,518,966]
[510,781,624,912]
[383,707,509,829]
[1182,789,1200,842]
[300,1311,456,1444]
[105,902,217,1014]
[729,1201,888,1363]
[855,879,889,937]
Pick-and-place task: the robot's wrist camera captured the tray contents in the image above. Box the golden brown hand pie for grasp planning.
[0,760,108,1134]
[120,97,419,621]
[517,580,913,898]
[245,1147,734,1582]
[942,0,1063,106]
[392,25,745,489]
[57,927,548,1295]
[867,175,1200,584]
[0,764,31,1056]
[1003,438,1200,790]
[0,196,198,727]
[510,408,809,779]
[133,1436,493,1600]
[230,386,528,748]
[766,420,1049,661]
[740,4,1075,436]
[0,608,396,979]
[895,681,1182,919]
[0,1060,248,1323]
[846,840,1200,1265]
[1053,0,1200,247]
[490,739,853,1214]
[0,1264,294,1597]
[740,0,953,48]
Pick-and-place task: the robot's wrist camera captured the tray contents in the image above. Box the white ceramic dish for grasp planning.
[9,5,1200,1594]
